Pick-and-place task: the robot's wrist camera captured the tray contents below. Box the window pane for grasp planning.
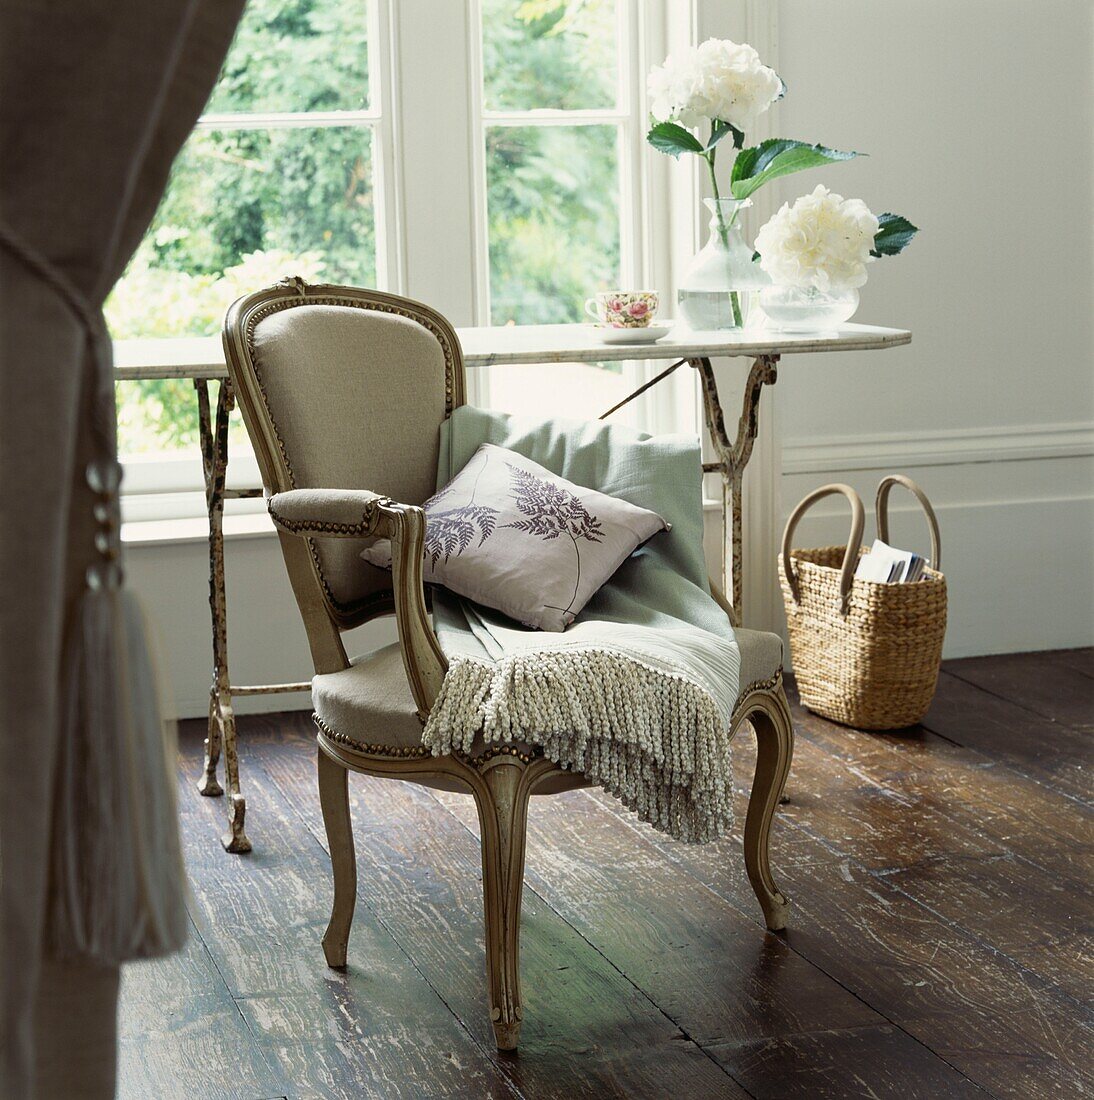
[207,0,370,115]
[110,126,375,454]
[486,124,620,325]
[481,0,619,111]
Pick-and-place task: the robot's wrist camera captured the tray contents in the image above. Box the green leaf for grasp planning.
[871,212,918,257]
[647,121,705,159]
[729,139,860,200]
[707,119,745,152]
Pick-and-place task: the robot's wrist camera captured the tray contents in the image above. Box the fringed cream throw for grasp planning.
[421,407,741,843]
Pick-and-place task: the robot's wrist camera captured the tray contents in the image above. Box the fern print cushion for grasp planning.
[360,442,668,631]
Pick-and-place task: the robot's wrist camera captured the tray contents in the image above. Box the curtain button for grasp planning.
[94,530,119,559]
[86,458,123,496]
[85,560,123,591]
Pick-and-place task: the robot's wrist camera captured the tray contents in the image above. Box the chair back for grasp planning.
[223,280,466,644]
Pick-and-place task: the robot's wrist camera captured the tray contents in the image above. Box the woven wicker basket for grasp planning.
[779,476,947,730]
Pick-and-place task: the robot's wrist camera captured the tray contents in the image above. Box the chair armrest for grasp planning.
[268,489,447,717]
[267,488,388,537]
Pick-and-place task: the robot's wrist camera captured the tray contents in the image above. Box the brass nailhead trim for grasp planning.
[313,713,542,768]
[730,669,784,724]
[314,713,431,759]
[268,500,390,539]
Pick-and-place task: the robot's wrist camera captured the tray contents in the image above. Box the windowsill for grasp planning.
[122,499,724,548]
[122,512,275,548]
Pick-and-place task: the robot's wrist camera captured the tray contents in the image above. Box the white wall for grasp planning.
[127,0,1093,720]
[125,526,398,719]
[753,0,1093,654]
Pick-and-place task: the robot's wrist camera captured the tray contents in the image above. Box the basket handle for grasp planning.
[875,475,941,570]
[781,483,865,616]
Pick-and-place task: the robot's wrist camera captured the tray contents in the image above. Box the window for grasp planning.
[114,0,688,517]
[473,0,633,418]
[111,0,383,459]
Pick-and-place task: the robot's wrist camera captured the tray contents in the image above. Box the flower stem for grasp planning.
[704,144,743,329]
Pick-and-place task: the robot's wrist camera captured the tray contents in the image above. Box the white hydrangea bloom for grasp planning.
[648,38,782,133]
[755,185,881,292]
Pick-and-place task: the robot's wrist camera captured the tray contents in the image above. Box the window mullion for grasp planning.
[390,0,479,325]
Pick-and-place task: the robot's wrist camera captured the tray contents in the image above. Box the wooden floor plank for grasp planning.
[431,782,996,1098]
[118,913,286,1100]
[170,745,522,1100]
[118,648,1094,1098]
[428,779,883,1047]
[789,700,1094,884]
[880,852,1093,1004]
[945,650,1094,730]
[778,721,1011,872]
[1046,647,1094,679]
[707,1024,992,1100]
[922,671,1091,801]
[255,728,748,1099]
[614,789,1092,1099]
[601,734,1092,1100]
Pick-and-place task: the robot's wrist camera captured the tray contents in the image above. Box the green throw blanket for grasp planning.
[423,406,741,842]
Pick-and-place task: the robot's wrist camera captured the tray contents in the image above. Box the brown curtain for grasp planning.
[0,2,244,1096]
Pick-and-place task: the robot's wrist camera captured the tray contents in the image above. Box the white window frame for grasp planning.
[120,0,694,526]
[120,0,397,524]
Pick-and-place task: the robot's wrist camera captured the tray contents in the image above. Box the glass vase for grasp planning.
[759,285,860,334]
[677,197,770,331]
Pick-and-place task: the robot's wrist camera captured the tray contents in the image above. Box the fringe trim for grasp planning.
[422,651,733,844]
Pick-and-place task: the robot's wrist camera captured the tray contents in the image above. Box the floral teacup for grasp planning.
[584,291,659,328]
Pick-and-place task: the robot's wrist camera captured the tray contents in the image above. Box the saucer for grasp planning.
[593,323,673,345]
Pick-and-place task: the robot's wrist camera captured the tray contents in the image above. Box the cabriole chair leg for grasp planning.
[318,747,357,968]
[743,688,794,931]
[473,756,532,1051]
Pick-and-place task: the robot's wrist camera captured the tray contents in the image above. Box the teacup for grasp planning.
[584,290,659,328]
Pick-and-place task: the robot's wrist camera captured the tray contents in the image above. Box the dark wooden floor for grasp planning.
[119,649,1093,1100]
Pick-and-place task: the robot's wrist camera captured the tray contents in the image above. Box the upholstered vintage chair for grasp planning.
[223,280,794,1050]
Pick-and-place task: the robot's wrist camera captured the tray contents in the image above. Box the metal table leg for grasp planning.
[693,354,780,626]
[195,378,252,853]
[598,353,780,628]
[193,377,312,852]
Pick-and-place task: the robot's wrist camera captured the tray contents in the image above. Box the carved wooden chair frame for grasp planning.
[223,280,793,1050]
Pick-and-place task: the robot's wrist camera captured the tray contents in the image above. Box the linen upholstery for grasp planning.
[268,487,386,535]
[313,644,424,748]
[361,442,669,631]
[315,627,782,752]
[739,629,783,690]
[251,304,450,615]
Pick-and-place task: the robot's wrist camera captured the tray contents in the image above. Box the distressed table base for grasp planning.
[193,378,308,852]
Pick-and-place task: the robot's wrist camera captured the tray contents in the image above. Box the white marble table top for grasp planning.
[113,321,910,381]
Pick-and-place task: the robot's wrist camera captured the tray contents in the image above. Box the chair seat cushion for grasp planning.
[737,628,784,693]
[314,628,783,753]
[313,643,426,752]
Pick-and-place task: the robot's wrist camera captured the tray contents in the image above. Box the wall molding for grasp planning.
[783,421,1094,475]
